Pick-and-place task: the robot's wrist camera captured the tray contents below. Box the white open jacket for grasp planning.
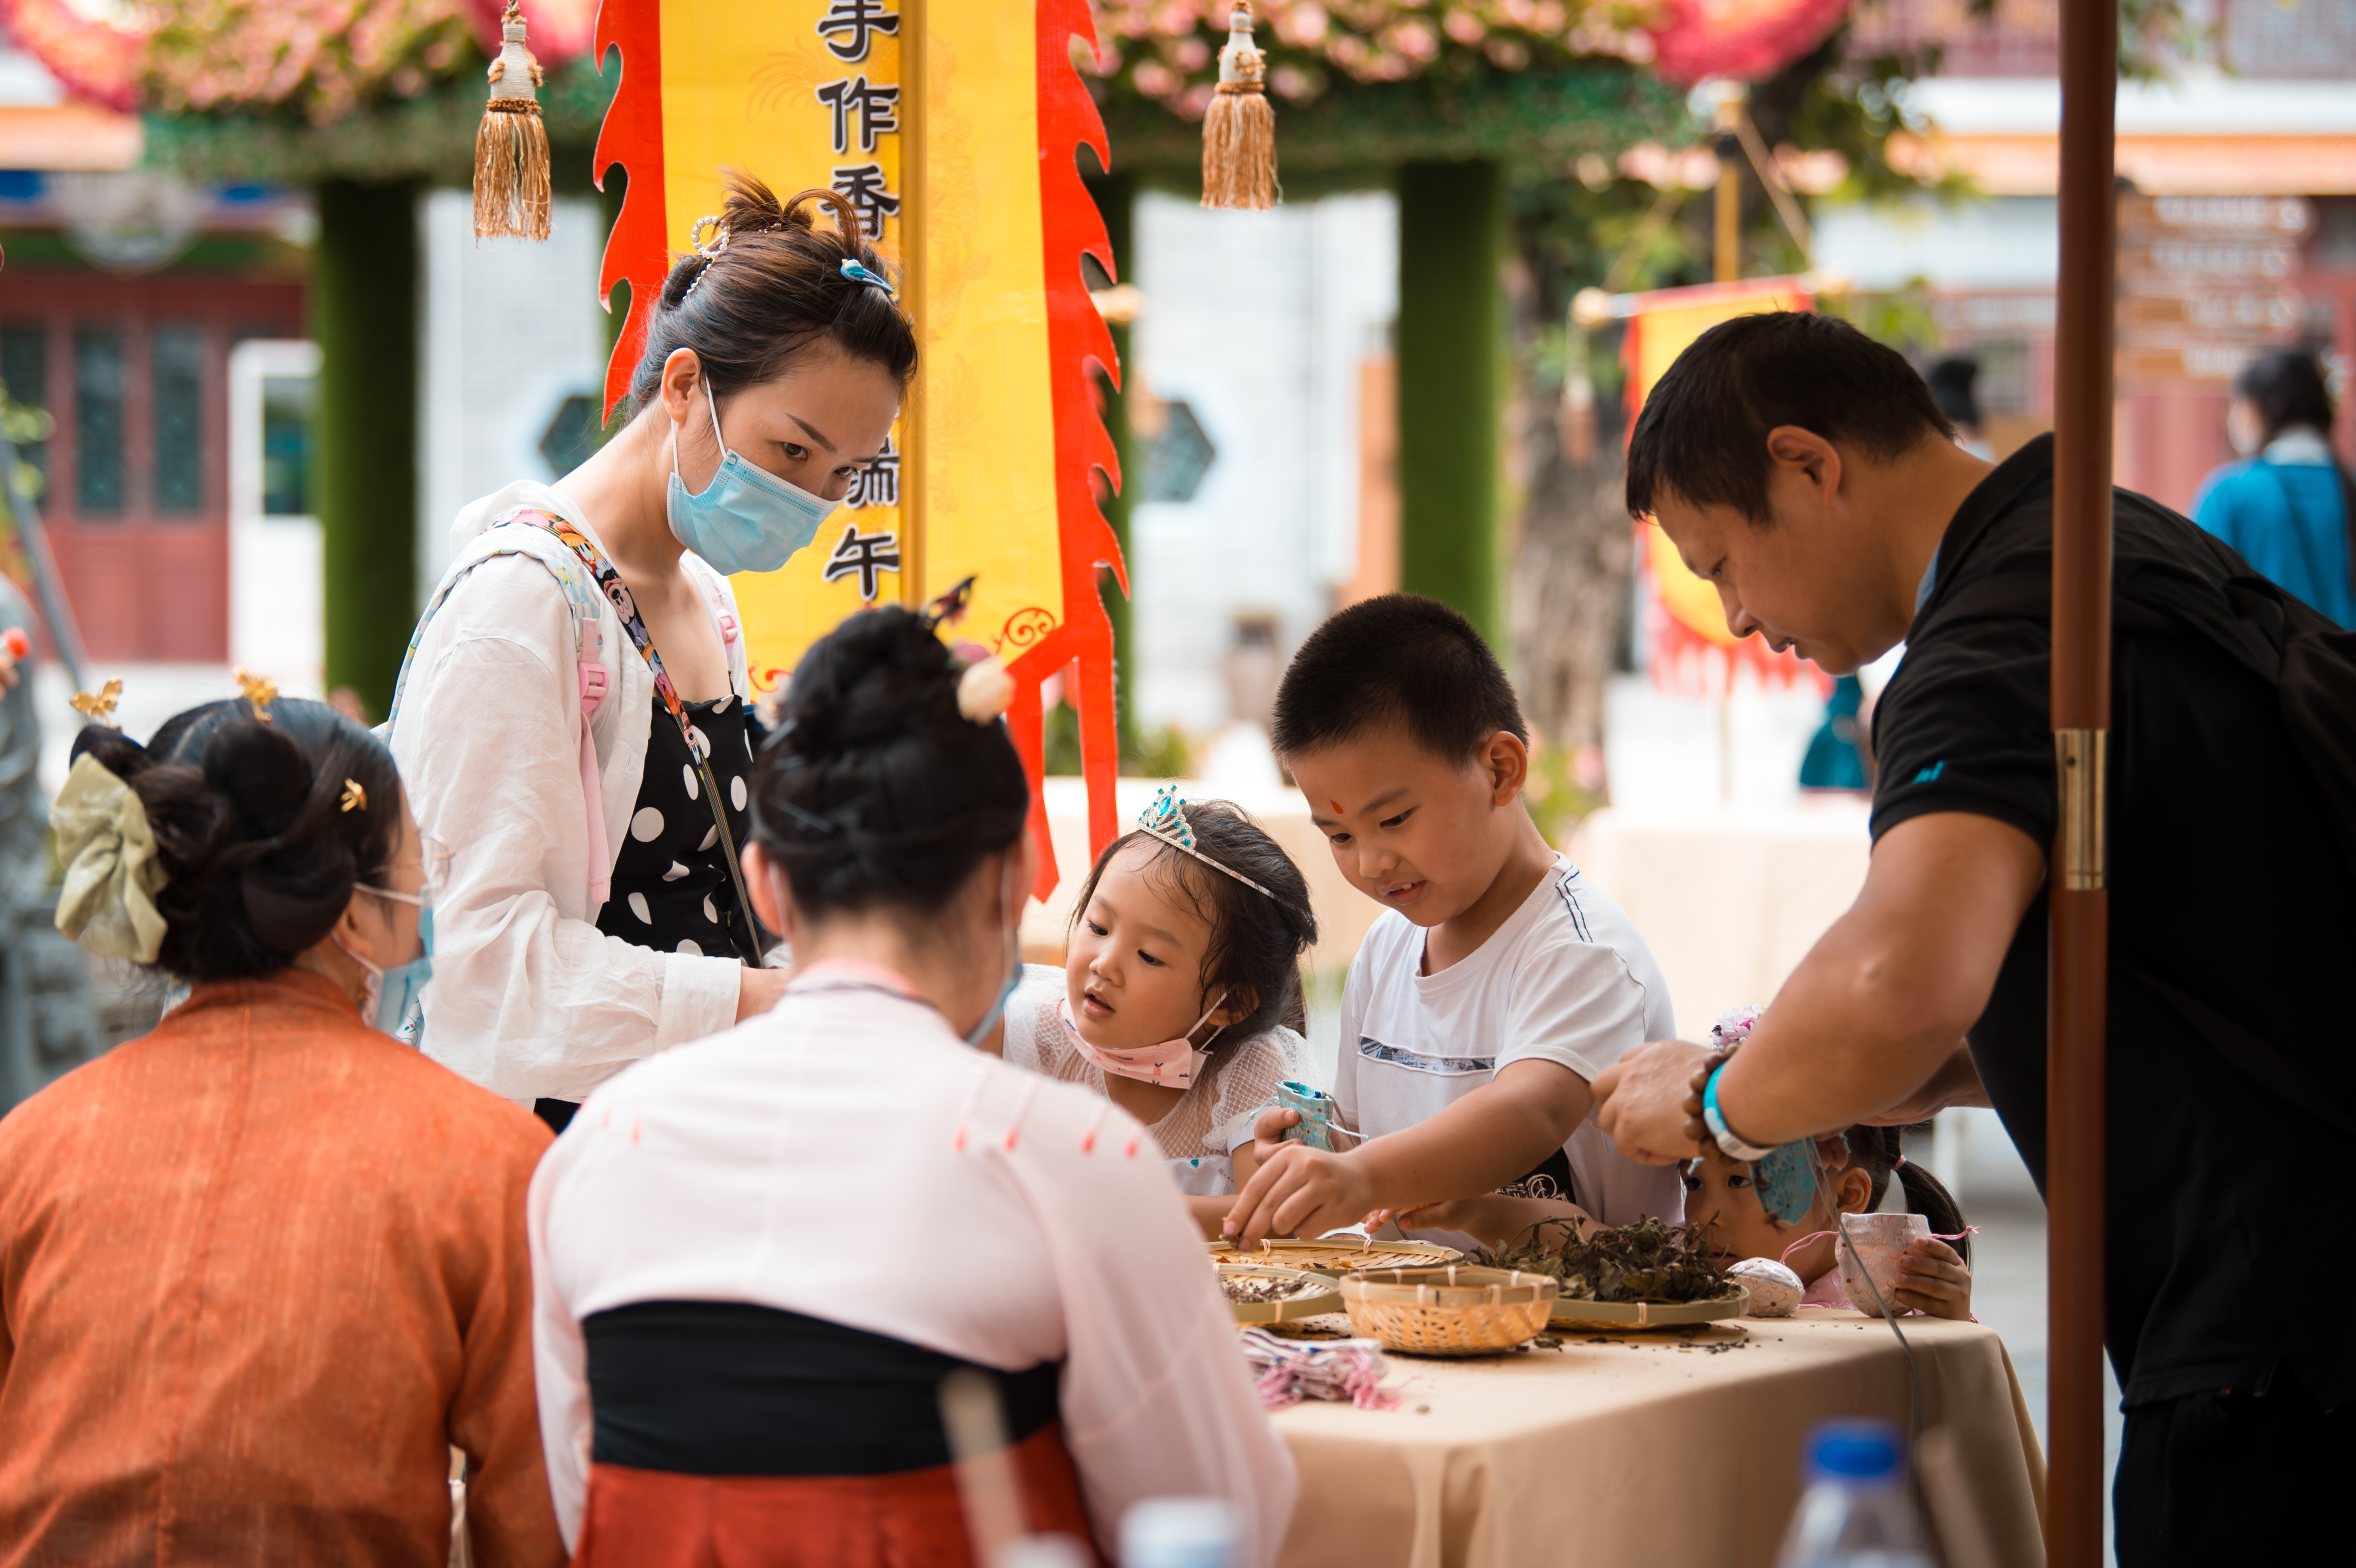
[389,480,749,1107]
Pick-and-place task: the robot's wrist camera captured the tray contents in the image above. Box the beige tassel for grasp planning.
[473,3,552,242]
[1201,3,1277,210]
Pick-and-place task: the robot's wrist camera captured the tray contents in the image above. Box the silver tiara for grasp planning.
[1135,786,1278,901]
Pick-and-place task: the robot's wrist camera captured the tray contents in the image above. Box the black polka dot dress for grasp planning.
[537,693,760,1135]
[596,694,760,960]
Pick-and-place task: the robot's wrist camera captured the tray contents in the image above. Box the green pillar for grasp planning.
[312,179,420,721]
[1088,172,1142,764]
[1395,160,1502,641]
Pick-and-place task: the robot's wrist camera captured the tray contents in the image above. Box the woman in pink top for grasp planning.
[529,604,1295,1567]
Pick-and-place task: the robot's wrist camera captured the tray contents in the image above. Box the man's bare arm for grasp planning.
[1594,811,2044,1163]
[1856,1044,1992,1126]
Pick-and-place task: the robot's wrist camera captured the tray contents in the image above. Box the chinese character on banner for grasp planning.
[830,162,900,239]
[814,0,898,63]
[816,75,898,154]
[844,436,898,509]
[598,0,1129,897]
[822,522,901,602]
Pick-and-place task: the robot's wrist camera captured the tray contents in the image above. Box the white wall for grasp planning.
[416,190,609,603]
[1128,190,1397,734]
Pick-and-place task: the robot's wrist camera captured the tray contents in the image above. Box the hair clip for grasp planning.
[339,778,367,813]
[1136,785,1280,900]
[839,257,895,297]
[233,667,278,722]
[921,575,979,632]
[771,797,838,836]
[689,215,729,257]
[69,677,123,727]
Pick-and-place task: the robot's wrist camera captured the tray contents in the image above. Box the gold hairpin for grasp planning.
[339,778,367,813]
[233,667,278,722]
[69,678,122,727]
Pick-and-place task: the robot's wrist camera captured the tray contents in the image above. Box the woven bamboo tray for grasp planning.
[1208,1237,1465,1277]
[1218,1263,1343,1325]
[1547,1285,1747,1329]
[1338,1266,1560,1356]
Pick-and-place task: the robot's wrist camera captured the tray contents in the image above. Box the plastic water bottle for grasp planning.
[1120,1497,1239,1568]
[1774,1420,1934,1568]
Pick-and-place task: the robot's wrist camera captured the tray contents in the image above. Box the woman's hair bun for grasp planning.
[631,167,916,412]
[751,607,1029,919]
[75,697,404,984]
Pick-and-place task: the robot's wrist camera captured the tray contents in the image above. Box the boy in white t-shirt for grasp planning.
[1223,594,1684,1245]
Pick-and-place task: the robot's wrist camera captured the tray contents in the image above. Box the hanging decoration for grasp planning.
[1618,276,1828,697]
[596,0,1126,899]
[472,2,553,241]
[1200,3,1276,210]
[1643,0,1854,88]
[0,0,147,111]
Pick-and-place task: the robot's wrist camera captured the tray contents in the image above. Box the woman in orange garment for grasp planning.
[0,692,562,1567]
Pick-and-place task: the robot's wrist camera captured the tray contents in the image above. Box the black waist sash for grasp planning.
[584,1300,1063,1476]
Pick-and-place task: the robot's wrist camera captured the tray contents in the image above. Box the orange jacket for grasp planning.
[0,969,562,1567]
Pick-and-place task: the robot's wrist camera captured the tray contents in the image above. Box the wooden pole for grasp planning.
[2048,2,2115,1563]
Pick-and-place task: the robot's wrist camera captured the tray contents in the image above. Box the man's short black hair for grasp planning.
[1271,594,1526,763]
[1624,311,1955,522]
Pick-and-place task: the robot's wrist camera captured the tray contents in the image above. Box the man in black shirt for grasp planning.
[1588,312,2350,1563]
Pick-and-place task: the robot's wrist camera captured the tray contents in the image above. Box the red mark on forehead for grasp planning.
[1328,799,1343,814]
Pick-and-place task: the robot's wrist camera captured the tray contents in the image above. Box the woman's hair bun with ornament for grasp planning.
[67,698,402,981]
[750,607,1028,920]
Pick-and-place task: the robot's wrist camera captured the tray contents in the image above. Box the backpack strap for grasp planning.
[384,507,617,907]
[385,508,606,734]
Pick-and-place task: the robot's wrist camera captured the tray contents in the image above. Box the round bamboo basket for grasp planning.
[1338,1266,1560,1356]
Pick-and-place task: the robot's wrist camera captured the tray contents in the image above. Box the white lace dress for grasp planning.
[1000,966,1308,1197]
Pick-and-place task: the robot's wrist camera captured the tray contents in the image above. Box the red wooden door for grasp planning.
[0,273,303,663]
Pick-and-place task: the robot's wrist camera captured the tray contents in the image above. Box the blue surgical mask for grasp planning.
[341,887,436,1044]
[665,381,838,575]
[962,852,1026,1049]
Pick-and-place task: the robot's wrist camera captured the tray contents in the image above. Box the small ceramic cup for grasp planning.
[1836,1212,1930,1318]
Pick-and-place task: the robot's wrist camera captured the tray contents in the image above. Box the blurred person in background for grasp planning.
[2194,348,2355,629]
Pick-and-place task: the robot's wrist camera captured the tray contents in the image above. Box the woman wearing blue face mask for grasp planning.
[0,695,562,1564]
[387,171,917,1131]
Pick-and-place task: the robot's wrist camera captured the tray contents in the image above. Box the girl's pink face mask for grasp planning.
[1056,992,1226,1089]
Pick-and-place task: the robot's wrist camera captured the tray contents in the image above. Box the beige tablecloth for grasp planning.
[1270,1312,2045,1568]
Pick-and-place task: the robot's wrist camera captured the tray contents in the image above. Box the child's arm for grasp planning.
[1893,1237,1972,1320]
[1222,1059,1592,1244]
[1181,1143,1265,1238]
[1393,1193,1593,1250]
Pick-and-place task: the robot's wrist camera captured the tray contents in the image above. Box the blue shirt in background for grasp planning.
[2190,427,2355,628]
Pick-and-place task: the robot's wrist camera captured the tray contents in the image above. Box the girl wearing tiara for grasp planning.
[989,793,1321,1231]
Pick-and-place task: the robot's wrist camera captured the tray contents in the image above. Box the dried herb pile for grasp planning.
[1478,1217,1734,1305]
[1221,1273,1316,1305]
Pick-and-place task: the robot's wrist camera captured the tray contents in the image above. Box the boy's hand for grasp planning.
[1222,1143,1378,1246]
[1892,1237,1972,1320]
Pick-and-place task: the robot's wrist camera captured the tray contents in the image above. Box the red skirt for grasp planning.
[569,1421,1102,1568]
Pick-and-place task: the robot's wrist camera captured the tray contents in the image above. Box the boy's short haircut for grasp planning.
[1624,311,1956,524]
[1271,593,1527,763]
